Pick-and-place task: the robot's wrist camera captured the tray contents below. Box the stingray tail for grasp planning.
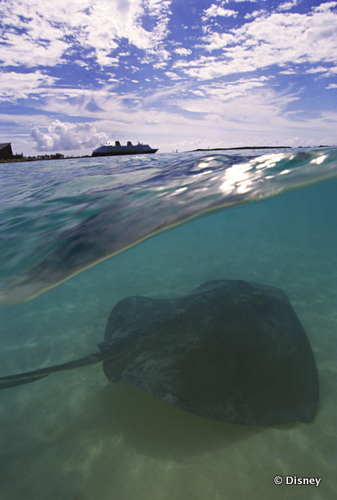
[0,351,106,391]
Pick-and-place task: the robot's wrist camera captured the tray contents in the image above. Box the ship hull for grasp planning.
[92,148,158,157]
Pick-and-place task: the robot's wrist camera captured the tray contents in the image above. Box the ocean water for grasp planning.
[0,148,337,499]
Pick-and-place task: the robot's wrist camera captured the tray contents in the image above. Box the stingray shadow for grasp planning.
[59,380,297,461]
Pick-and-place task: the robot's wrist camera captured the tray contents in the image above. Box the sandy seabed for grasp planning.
[0,181,336,500]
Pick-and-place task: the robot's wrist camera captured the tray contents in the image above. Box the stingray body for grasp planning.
[0,280,319,426]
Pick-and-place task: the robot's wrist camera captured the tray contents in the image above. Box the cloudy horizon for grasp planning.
[1,0,337,156]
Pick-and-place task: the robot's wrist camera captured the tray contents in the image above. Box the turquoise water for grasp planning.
[0,149,337,498]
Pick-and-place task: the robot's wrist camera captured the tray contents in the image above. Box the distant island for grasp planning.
[191,146,291,152]
[0,153,91,164]
[191,145,332,152]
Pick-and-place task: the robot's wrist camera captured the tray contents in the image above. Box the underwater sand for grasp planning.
[0,177,337,499]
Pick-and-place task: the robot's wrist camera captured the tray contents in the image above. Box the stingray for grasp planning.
[0,280,319,426]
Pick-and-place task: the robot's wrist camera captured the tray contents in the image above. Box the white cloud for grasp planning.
[177,81,291,117]
[174,55,256,80]
[202,4,238,21]
[1,0,172,68]
[277,0,299,12]
[244,10,267,20]
[30,120,108,151]
[0,71,57,101]
[327,83,337,89]
[279,68,297,74]
[200,76,270,101]
[306,65,337,77]
[1,27,69,68]
[165,71,181,80]
[222,0,256,3]
[306,66,328,74]
[174,47,192,56]
[201,32,236,51]
[191,90,205,97]
[313,2,337,13]
[180,5,337,80]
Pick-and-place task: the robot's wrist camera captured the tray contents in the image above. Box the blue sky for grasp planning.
[1,0,337,155]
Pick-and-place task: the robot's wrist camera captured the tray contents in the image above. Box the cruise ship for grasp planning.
[92,141,158,157]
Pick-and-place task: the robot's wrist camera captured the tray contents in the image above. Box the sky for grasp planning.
[1,0,337,155]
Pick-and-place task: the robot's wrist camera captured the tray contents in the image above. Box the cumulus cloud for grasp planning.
[30,120,107,152]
